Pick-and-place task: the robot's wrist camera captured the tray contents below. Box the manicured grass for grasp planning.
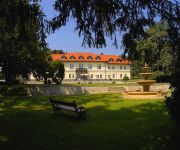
[0,93,172,150]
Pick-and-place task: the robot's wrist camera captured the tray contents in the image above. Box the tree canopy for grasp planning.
[0,0,49,84]
[131,22,174,80]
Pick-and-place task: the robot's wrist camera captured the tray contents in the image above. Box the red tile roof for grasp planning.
[51,52,130,64]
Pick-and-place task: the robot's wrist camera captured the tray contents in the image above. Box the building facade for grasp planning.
[51,52,131,80]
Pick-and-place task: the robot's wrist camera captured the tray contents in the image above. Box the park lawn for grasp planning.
[0,93,172,150]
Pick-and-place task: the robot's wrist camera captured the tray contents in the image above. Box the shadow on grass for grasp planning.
[0,95,174,150]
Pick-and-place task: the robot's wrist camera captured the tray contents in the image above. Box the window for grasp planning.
[96,56,101,60]
[70,56,75,60]
[112,74,115,78]
[97,64,101,69]
[120,74,122,78]
[108,66,110,70]
[69,74,71,79]
[79,64,83,68]
[100,74,102,78]
[108,75,110,79]
[88,64,92,69]
[91,74,93,78]
[70,64,74,70]
[72,74,74,79]
[61,56,66,59]
[116,59,121,62]
[112,66,115,70]
[124,66,126,70]
[79,56,84,60]
[96,75,99,79]
[120,66,122,70]
[87,56,93,60]
[109,58,114,62]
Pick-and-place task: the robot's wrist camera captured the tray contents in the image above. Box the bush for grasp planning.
[0,85,27,96]
[155,74,171,83]
[47,79,52,85]
[0,85,8,95]
[112,80,116,84]
[123,76,129,83]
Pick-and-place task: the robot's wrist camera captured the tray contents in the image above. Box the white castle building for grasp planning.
[51,52,131,80]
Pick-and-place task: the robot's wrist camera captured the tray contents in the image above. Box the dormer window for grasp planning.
[96,56,101,60]
[109,58,114,62]
[70,56,75,60]
[87,56,93,60]
[79,56,84,60]
[61,55,67,59]
[116,59,121,62]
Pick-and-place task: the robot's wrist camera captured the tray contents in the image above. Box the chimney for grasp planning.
[100,53,103,55]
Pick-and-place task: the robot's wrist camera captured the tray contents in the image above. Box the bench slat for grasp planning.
[57,105,76,111]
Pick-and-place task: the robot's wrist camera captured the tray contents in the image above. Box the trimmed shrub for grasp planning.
[123,76,129,83]
[0,85,8,95]
[0,85,27,96]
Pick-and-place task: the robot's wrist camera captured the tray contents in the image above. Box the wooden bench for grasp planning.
[49,98,86,119]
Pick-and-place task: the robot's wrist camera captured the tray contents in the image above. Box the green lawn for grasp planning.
[0,93,172,150]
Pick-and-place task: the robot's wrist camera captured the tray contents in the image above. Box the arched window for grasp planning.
[79,56,84,60]
[116,59,121,62]
[87,56,93,60]
[108,58,114,62]
[70,56,75,60]
[96,56,101,60]
[61,55,67,59]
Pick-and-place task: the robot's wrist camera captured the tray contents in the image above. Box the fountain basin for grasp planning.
[127,91,157,95]
[140,73,153,78]
[137,80,156,86]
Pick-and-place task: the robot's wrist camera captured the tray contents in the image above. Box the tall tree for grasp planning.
[50,60,65,84]
[52,0,180,124]
[133,22,174,80]
[0,0,48,85]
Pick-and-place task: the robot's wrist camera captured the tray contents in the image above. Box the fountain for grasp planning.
[123,63,164,98]
[136,63,156,92]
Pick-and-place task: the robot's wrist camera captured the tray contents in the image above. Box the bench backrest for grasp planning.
[50,98,77,110]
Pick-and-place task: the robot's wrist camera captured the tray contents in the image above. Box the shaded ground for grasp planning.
[0,93,174,150]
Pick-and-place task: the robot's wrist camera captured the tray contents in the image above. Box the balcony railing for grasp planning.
[76,68,87,72]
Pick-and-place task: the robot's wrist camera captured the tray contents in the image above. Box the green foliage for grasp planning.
[131,23,174,81]
[32,50,52,83]
[130,60,143,79]
[50,60,65,84]
[0,86,8,96]
[153,71,171,83]
[0,85,27,96]
[135,23,173,75]
[112,80,116,84]
[0,0,48,85]
[123,76,129,83]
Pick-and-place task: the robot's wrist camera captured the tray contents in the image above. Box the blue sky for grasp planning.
[40,0,123,55]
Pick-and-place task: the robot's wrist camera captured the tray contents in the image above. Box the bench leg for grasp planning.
[77,111,86,120]
[53,108,62,114]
